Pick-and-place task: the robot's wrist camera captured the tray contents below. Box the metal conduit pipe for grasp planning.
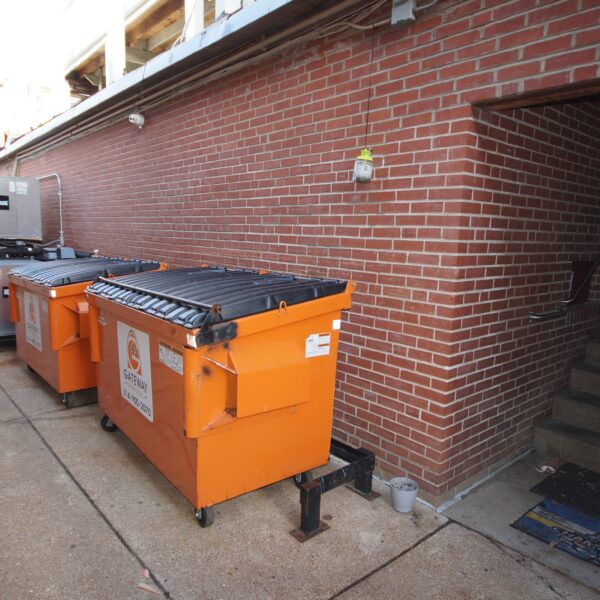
[36,173,64,246]
[415,0,440,12]
[12,0,384,171]
[11,156,20,177]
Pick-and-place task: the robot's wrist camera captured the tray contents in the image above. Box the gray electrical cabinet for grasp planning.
[0,176,42,241]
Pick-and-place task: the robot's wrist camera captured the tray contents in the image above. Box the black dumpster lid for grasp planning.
[9,258,161,287]
[87,267,347,329]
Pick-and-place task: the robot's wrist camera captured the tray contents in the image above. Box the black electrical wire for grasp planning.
[363,26,377,148]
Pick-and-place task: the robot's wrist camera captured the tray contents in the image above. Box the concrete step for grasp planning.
[586,338,600,365]
[569,362,600,397]
[533,420,600,473]
[553,389,600,434]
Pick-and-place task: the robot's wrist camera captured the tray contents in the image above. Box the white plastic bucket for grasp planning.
[389,477,419,513]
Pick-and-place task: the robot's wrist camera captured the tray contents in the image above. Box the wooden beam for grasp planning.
[126,46,155,64]
[126,0,182,45]
[77,53,105,77]
[65,75,98,97]
[147,17,184,51]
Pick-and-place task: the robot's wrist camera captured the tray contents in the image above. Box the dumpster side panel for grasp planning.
[96,311,198,505]
[13,284,60,390]
[195,307,343,508]
[12,281,96,393]
[55,339,96,392]
[183,292,353,436]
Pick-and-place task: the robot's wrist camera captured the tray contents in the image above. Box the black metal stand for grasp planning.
[62,388,97,409]
[290,440,380,542]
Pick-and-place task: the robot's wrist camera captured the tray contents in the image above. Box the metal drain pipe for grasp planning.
[36,173,64,246]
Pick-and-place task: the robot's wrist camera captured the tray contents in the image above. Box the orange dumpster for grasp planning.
[86,267,354,526]
[9,258,162,405]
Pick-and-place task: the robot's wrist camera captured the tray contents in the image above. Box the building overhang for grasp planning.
[0,0,370,163]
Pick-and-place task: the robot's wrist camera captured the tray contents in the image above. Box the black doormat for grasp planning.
[512,498,600,566]
[530,463,600,520]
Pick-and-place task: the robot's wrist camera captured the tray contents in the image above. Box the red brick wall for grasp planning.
[6,0,600,499]
[38,180,61,243]
[442,101,600,491]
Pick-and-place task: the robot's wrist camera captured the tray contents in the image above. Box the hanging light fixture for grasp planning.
[352,147,374,183]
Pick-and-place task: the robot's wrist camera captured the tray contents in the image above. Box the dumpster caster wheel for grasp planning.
[293,470,314,488]
[195,506,215,528]
[100,415,118,432]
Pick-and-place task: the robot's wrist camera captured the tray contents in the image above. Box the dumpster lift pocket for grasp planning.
[184,338,310,436]
[228,340,310,418]
[76,301,90,340]
[48,299,90,351]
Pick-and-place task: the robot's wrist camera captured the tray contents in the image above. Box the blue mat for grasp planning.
[512,498,600,566]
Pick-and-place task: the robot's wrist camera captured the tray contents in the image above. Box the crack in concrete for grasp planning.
[0,416,25,424]
[30,410,97,422]
[449,519,599,598]
[484,536,570,599]
[12,406,77,418]
[1,402,96,422]
[327,520,451,599]
[0,382,172,600]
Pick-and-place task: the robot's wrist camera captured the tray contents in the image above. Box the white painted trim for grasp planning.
[105,1,127,85]
[369,449,532,513]
[184,0,205,41]
[436,449,532,513]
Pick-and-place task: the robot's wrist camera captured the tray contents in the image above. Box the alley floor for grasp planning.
[0,345,598,600]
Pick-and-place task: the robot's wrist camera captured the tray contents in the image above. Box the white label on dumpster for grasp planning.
[159,343,183,375]
[24,292,42,351]
[305,333,331,358]
[117,321,153,422]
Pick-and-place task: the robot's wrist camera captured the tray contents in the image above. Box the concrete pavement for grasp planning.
[445,454,600,591]
[1,348,597,600]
